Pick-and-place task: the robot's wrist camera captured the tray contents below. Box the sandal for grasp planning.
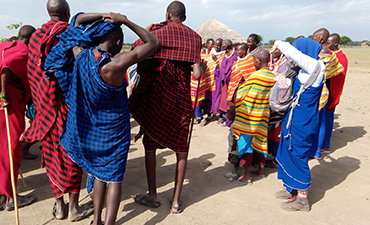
[132,194,161,208]
[4,195,37,211]
[0,194,5,211]
[169,199,183,214]
[234,176,253,185]
[199,118,209,127]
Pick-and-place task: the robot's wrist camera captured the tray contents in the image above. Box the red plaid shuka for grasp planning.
[130,20,201,152]
[22,20,82,198]
[133,20,201,64]
[130,60,193,152]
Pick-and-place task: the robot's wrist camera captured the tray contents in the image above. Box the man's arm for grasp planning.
[192,62,206,80]
[1,68,12,107]
[74,13,107,26]
[100,13,160,87]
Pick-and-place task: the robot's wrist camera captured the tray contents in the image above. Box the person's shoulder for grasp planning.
[170,21,200,37]
[335,49,347,58]
[253,68,274,79]
[334,49,348,64]
[40,20,58,31]
[0,41,11,49]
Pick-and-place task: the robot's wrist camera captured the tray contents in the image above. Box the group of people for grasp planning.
[195,29,347,212]
[0,0,348,224]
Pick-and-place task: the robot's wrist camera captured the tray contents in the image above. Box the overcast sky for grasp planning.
[1,0,369,43]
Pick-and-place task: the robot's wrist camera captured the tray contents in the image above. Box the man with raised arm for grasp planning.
[129,1,204,214]
[44,12,159,225]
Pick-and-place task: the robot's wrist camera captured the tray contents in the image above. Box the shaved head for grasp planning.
[327,33,341,51]
[223,39,232,47]
[9,36,17,42]
[253,48,269,70]
[206,38,214,44]
[238,43,248,51]
[329,33,340,43]
[18,25,36,45]
[237,43,248,58]
[167,1,186,21]
[99,27,124,56]
[47,0,70,22]
[214,38,223,52]
[254,48,269,62]
[312,28,330,45]
[295,35,304,41]
[222,39,233,52]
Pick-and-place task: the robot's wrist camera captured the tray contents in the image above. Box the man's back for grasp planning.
[133,20,201,64]
[24,20,69,142]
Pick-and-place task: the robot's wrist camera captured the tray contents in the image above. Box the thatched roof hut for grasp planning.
[361,41,369,47]
[195,18,248,44]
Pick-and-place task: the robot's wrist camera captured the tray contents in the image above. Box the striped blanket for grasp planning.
[318,50,344,110]
[233,68,276,156]
[190,53,216,106]
[227,54,256,101]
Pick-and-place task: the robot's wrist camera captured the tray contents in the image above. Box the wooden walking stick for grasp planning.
[4,107,20,225]
[187,77,201,150]
[19,169,27,188]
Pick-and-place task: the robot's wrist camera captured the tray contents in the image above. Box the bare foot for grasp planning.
[252,170,266,178]
[53,201,68,220]
[237,175,252,184]
[68,201,94,222]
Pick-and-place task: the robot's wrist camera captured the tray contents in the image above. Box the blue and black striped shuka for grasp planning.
[44,13,130,193]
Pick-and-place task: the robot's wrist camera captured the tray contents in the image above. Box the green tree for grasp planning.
[0,22,23,43]
[340,36,352,45]
[257,34,263,45]
[308,35,313,39]
[268,39,275,45]
[4,22,22,30]
[285,37,295,44]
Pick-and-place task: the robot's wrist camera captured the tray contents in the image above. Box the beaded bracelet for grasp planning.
[0,93,7,99]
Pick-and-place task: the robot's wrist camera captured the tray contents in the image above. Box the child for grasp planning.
[226,105,240,181]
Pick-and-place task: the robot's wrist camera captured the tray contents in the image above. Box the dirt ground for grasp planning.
[2,46,370,225]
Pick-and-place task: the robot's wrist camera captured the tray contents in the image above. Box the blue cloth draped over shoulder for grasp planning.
[44,13,130,193]
[276,38,323,192]
[292,37,321,60]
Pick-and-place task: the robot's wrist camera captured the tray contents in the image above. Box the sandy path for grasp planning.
[2,47,370,225]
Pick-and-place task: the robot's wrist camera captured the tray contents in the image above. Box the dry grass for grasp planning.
[342,46,370,68]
